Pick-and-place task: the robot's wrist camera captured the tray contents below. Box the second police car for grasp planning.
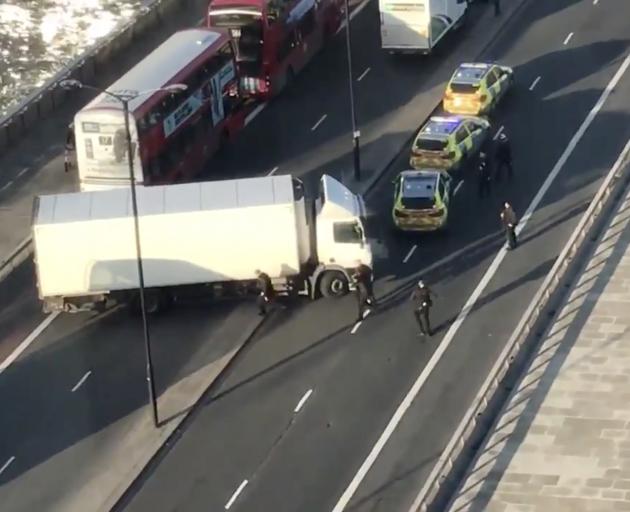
[443,62,514,116]
[409,115,490,172]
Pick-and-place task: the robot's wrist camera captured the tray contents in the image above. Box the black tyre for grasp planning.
[319,271,349,298]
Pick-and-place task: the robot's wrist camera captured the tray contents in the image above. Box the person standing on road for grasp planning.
[410,280,437,337]
[500,202,518,249]
[255,269,274,316]
[477,152,492,198]
[495,132,513,182]
[353,260,376,322]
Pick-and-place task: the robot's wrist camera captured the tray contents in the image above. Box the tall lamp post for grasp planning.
[59,79,187,428]
[343,0,361,181]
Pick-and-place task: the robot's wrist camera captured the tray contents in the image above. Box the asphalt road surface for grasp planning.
[110,1,630,511]
[1,0,629,511]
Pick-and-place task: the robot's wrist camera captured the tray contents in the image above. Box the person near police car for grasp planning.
[477,151,492,198]
[495,132,513,182]
[410,280,437,337]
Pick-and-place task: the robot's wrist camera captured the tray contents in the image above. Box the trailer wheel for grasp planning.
[320,271,349,298]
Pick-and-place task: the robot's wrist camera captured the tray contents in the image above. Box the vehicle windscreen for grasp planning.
[400,177,437,210]
[415,137,447,152]
[209,7,263,67]
[449,82,479,94]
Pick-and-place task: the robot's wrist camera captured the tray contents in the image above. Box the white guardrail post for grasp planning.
[409,138,630,512]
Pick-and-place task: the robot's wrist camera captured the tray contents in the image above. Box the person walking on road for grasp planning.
[495,132,513,182]
[477,152,492,198]
[500,202,518,249]
[255,269,274,315]
[410,280,437,337]
[353,260,376,322]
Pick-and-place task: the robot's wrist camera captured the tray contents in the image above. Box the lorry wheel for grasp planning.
[320,271,349,298]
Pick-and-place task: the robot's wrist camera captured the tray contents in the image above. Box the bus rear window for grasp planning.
[449,82,479,94]
[209,8,261,28]
[415,138,446,151]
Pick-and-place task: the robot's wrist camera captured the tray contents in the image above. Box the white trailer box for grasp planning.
[34,176,305,299]
[33,174,373,312]
[379,0,467,54]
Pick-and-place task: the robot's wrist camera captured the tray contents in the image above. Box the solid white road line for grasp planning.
[492,125,505,141]
[245,103,267,126]
[294,389,314,413]
[563,32,574,45]
[351,310,371,334]
[454,181,464,196]
[267,166,279,176]
[403,245,417,264]
[529,76,541,91]
[0,312,60,376]
[336,0,372,34]
[311,114,328,131]
[71,370,92,393]
[0,456,15,476]
[225,479,249,510]
[357,67,371,82]
[331,53,630,512]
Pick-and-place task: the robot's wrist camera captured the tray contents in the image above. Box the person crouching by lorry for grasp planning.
[255,269,274,316]
[352,260,376,322]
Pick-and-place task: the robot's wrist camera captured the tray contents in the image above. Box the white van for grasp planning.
[379,0,468,54]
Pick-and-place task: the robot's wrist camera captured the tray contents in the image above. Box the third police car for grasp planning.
[443,62,514,116]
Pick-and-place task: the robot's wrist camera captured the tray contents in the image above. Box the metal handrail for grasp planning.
[410,138,630,512]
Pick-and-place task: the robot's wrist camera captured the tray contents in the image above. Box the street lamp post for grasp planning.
[59,79,187,428]
[343,0,361,181]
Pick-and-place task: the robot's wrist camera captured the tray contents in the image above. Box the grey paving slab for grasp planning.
[447,183,630,511]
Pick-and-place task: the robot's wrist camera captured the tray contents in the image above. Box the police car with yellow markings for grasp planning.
[392,169,452,232]
[409,115,490,172]
[443,62,514,116]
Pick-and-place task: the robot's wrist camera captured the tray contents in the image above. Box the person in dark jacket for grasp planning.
[255,269,274,315]
[410,280,437,337]
[352,261,375,321]
[477,152,492,198]
[495,132,513,182]
[500,202,518,249]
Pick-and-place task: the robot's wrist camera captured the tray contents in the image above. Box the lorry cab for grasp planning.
[315,175,373,271]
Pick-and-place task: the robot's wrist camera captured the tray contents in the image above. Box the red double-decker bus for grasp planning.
[207,0,343,99]
[73,28,250,191]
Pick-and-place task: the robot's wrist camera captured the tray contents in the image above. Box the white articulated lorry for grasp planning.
[379,0,468,54]
[32,174,374,313]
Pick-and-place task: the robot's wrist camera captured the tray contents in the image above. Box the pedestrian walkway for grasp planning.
[447,187,630,512]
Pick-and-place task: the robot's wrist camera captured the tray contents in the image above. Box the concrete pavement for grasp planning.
[447,149,630,512]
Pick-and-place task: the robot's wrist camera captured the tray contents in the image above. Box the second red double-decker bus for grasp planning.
[73,28,250,191]
[207,0,343,99]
